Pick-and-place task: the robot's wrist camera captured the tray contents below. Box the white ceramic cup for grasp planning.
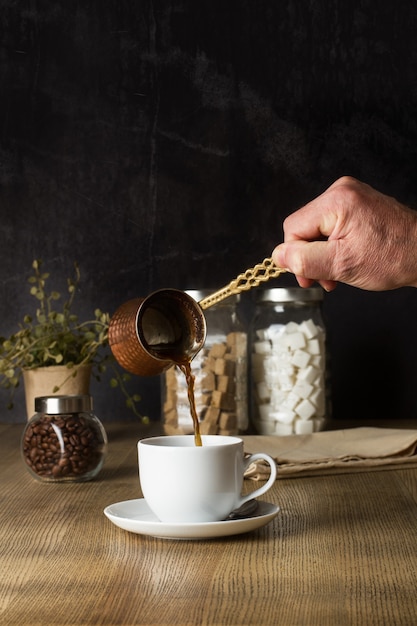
[138,435,277,523]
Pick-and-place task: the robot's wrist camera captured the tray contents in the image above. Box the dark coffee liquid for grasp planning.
[148,343,202,446]
[176,359,202,447]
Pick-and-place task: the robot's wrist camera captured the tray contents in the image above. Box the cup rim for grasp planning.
[138,435,242,448]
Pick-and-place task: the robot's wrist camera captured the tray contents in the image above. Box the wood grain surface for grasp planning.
[0,422,416,625]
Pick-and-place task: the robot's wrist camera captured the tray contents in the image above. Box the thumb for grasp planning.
[272,241,337,291]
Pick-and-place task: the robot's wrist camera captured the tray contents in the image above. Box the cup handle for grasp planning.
[237,453,277,507]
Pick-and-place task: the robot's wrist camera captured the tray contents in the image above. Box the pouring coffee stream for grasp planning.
[109,257,286,445]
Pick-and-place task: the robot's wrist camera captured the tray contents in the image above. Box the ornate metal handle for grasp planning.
[198,257,286,310]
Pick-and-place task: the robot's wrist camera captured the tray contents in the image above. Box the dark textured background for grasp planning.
[1,0,417,424]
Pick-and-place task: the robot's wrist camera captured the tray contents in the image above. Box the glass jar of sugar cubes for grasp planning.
[161,291,248,436]
[250,287,328,436]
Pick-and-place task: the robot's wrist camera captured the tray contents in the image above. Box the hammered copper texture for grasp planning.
[109,298,172,376]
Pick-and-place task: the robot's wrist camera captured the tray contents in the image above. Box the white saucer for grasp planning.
[104,498,280,540]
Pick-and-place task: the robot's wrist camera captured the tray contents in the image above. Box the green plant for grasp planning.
[0,259,148,421]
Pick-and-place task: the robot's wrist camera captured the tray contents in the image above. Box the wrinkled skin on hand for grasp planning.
[272,176,417,291]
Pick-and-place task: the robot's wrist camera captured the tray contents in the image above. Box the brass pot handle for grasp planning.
[198,257,286,310]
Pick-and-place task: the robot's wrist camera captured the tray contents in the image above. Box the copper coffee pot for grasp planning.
[108,257,286,377]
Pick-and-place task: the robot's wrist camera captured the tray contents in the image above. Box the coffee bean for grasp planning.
[52,465,62,478]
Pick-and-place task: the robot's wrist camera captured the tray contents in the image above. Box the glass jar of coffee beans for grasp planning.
[21,395,107,482]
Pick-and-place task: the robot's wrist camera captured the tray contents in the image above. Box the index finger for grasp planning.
[283,201,339,243]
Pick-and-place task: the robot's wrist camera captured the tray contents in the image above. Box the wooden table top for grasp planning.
[1,420,417,626]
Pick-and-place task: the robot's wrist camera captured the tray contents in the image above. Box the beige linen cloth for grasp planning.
[244,427,417,480]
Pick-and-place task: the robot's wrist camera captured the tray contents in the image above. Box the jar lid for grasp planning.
[256,287,323,303]
[34,395,93,414]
